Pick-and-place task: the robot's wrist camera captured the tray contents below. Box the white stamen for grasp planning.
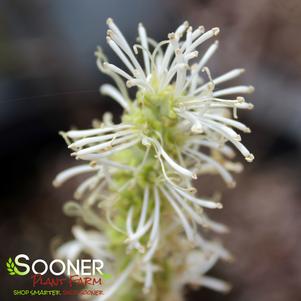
[137,186,150,231]
[53,165,96,187]
[172,186,223,209]
[106,18,146,78]
[205,113,251,133]
[126,216,153,242]
[106,36,135,74]
[213,85,254,97]
[74,175,99,199]
[67,124,133,139]
[138,23,151,75]
[186,149,235,188]
[195,41,219,73]
[167,185,205,226]
[76,138,140,160]
[160,186,194,241]
[202,117,242,141]
[103,62,133,80]
[98,158,136,172]
[161,21,189,72]
[126,206,135,237]
[186,27,220,52]
[202,215,229,233]
[148,186,160,245]
[74,134,138,156]
[197,276,231,293]
[187,139,235,158]
[148,137,196,179]
[101,84,130,110]
[213,68,245,85]
[97,259,136,301]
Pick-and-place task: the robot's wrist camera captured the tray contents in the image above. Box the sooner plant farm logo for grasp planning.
[6,254,111,278]
[6,254,111,297]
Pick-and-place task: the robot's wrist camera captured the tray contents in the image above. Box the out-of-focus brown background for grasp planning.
[0,0,300,300]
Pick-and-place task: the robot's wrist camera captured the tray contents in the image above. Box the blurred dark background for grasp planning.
[0,0,300,300]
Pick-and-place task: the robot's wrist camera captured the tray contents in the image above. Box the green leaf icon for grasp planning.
[98,270,112,280]
[6,258,16,276]
[6,258,23,276]
[102,272,112,280]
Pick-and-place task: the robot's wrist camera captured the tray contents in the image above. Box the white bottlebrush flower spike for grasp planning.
[54,18,254,301]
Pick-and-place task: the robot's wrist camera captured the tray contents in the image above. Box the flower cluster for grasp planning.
[53,18,254,301]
